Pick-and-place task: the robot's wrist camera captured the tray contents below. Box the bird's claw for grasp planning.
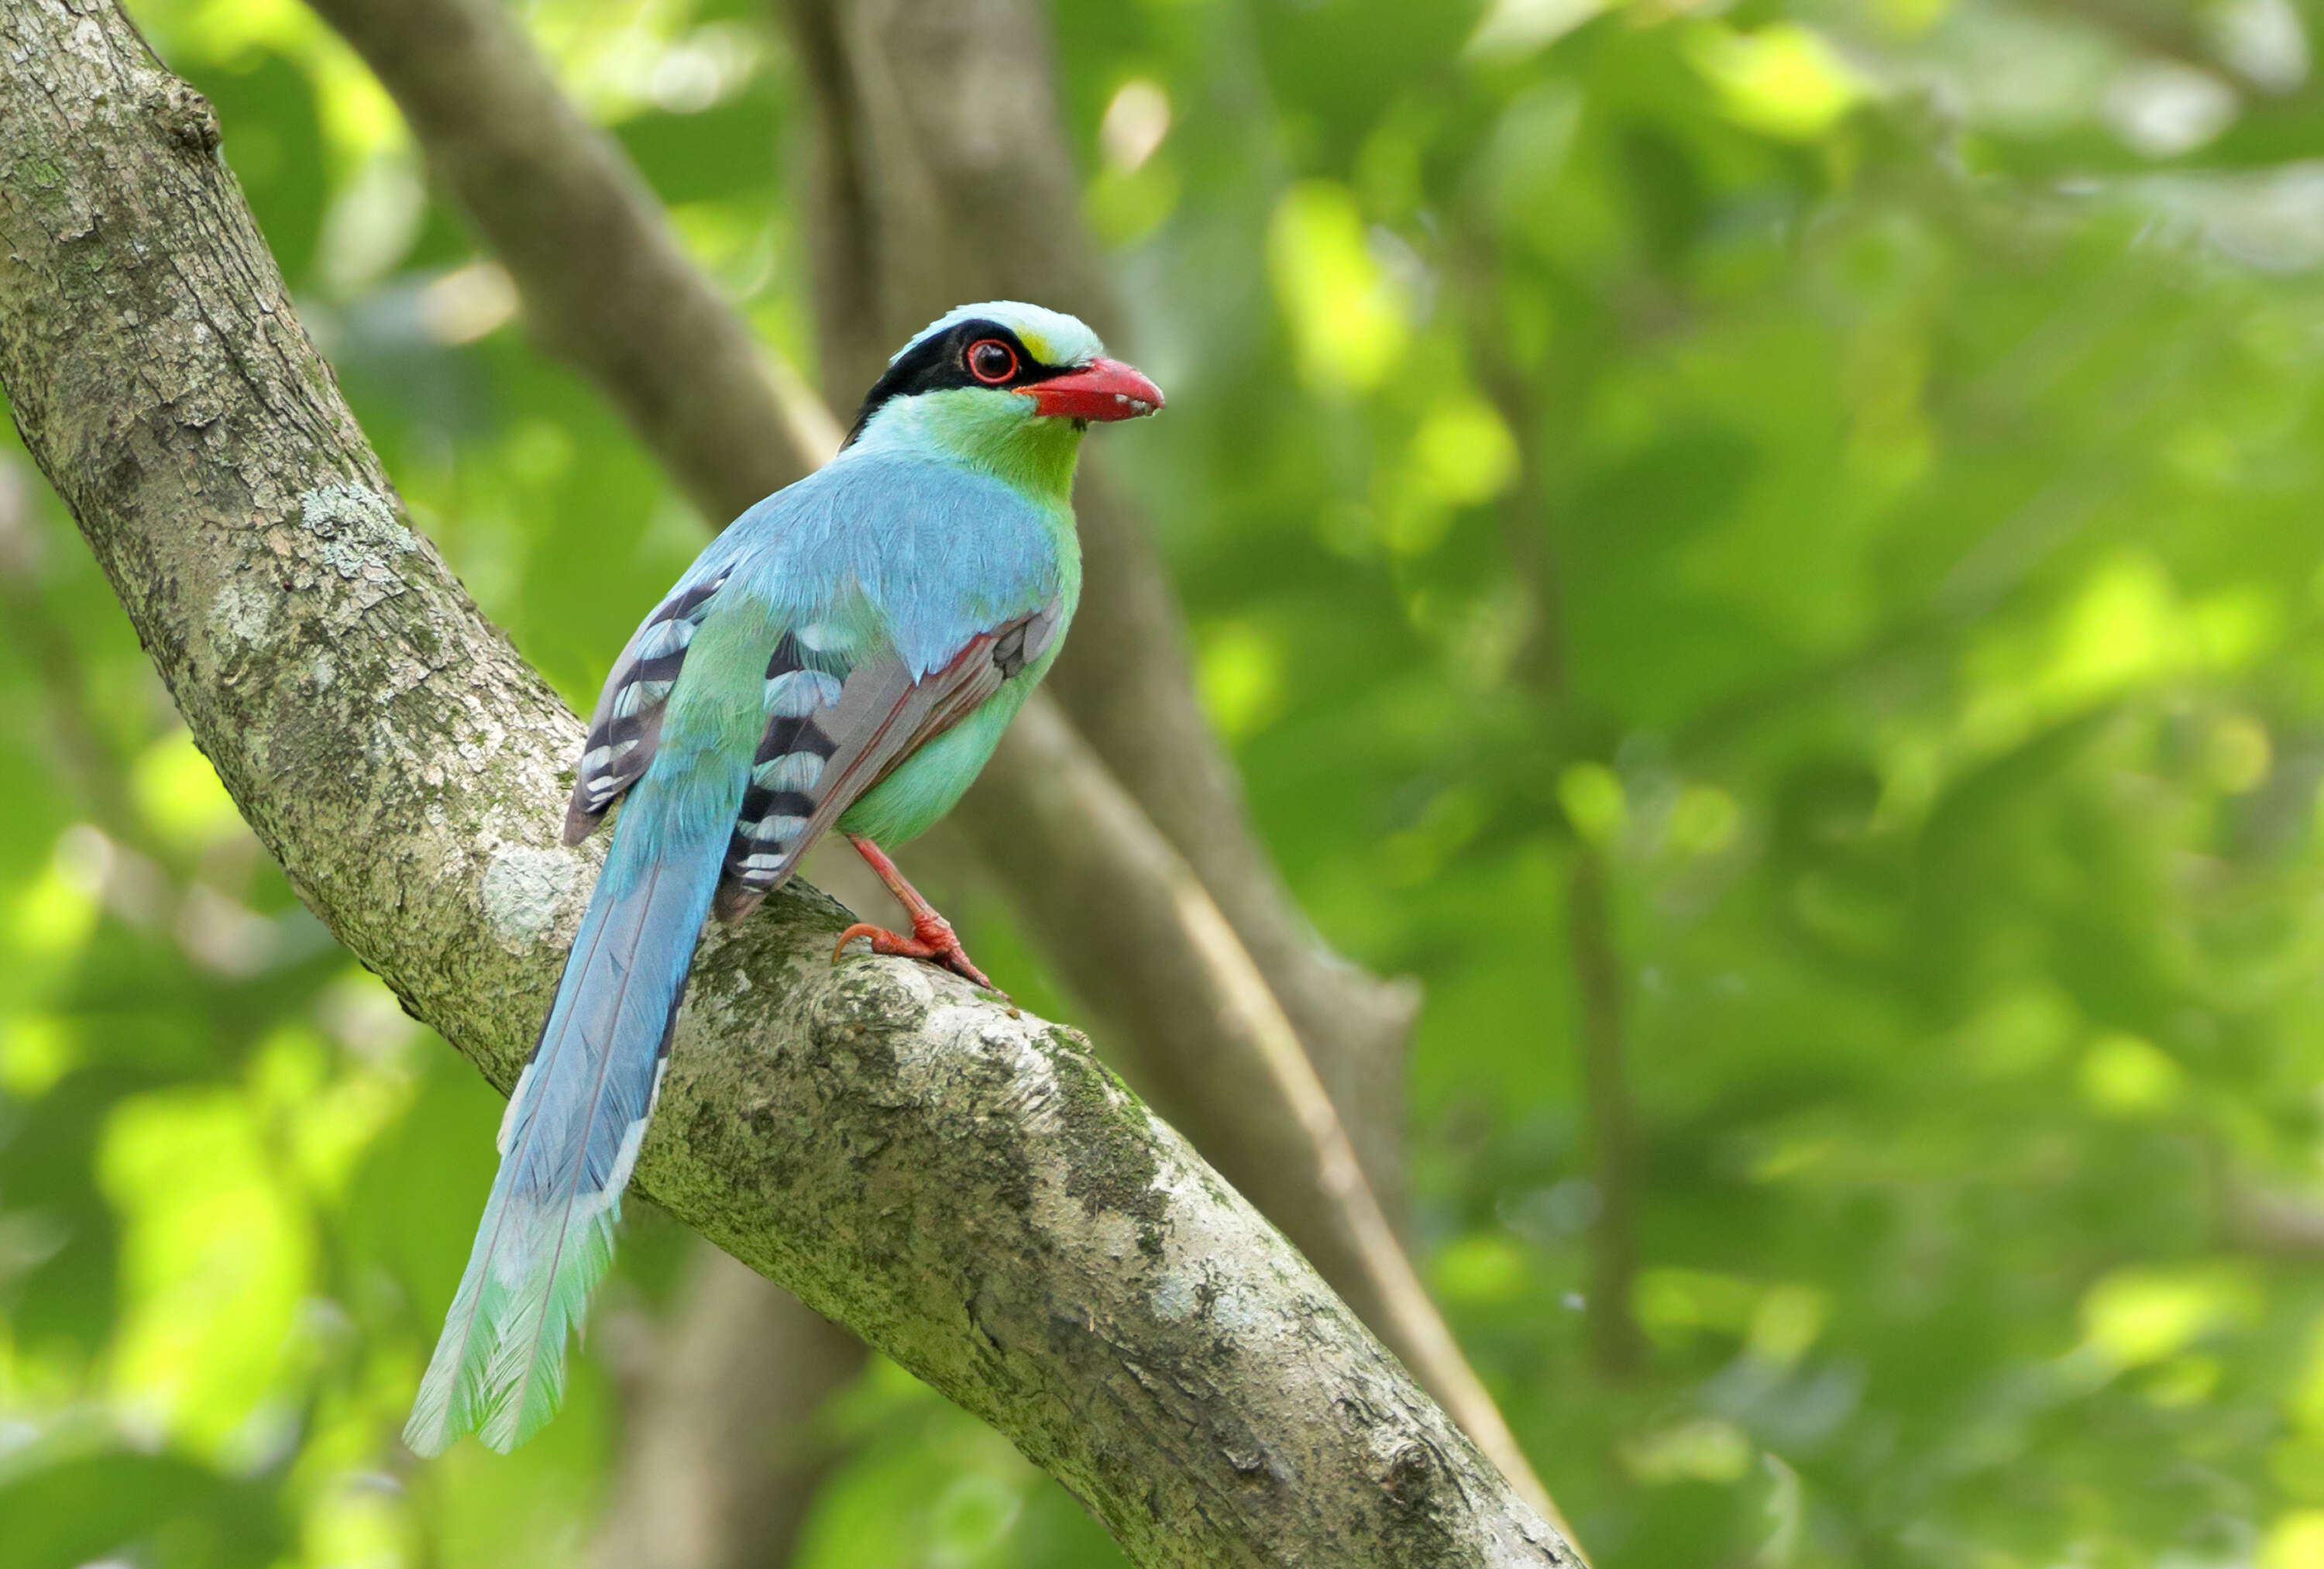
[833,914,1005,997]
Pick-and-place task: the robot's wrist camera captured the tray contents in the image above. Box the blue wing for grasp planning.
[710,600,1061,919]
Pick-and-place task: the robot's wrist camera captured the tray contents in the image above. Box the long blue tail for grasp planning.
[405,771,731,1455]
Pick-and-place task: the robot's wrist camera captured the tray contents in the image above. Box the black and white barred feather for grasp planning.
[562,569,731,846]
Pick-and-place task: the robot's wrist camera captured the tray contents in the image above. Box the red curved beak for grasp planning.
[1020,357,1165,421]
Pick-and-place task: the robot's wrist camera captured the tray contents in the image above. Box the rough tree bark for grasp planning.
[0,3,1575,1566]
[297,0,1570,1539]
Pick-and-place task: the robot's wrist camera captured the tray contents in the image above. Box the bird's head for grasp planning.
[841,302,1163,497]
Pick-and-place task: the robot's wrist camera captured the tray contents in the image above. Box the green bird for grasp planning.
[406,301,1163,1454]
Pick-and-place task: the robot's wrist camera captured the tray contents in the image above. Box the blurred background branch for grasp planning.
[1466,262,1645,1379]
[586,1251,861,1569]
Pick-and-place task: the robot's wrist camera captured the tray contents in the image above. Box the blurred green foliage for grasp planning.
[9,0,2324,1564]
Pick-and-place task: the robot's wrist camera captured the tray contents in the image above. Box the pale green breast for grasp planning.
[837,522,1080,846]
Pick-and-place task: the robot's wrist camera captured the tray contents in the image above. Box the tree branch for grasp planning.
[1563,848,1643,1377]
[0,5,1573,1564]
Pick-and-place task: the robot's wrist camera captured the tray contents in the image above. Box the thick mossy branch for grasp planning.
[0,4,1570,1565]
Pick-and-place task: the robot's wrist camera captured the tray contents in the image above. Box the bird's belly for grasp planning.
[837,686,1025,845]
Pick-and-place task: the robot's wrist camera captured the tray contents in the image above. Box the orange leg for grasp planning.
[831,832,1002,994]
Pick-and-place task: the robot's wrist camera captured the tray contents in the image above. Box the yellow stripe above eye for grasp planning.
[1015,328,1053,363]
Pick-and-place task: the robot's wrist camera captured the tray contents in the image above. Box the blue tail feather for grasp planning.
[405,772,731,1456]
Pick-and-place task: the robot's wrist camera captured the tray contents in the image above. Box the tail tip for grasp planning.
[402,1411,454,1459]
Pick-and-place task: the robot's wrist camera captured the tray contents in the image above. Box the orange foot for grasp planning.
[831,831,1007,996]
[833,910,999,993]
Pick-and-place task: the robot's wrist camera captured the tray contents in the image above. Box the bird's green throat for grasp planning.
[866,387,1086,511]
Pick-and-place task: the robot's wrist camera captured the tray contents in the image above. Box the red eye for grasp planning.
[966,338,1018,384]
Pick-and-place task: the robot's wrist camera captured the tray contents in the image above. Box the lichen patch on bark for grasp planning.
[298,480,413,583]
[211,569,274,645]
[480,843,583,948]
